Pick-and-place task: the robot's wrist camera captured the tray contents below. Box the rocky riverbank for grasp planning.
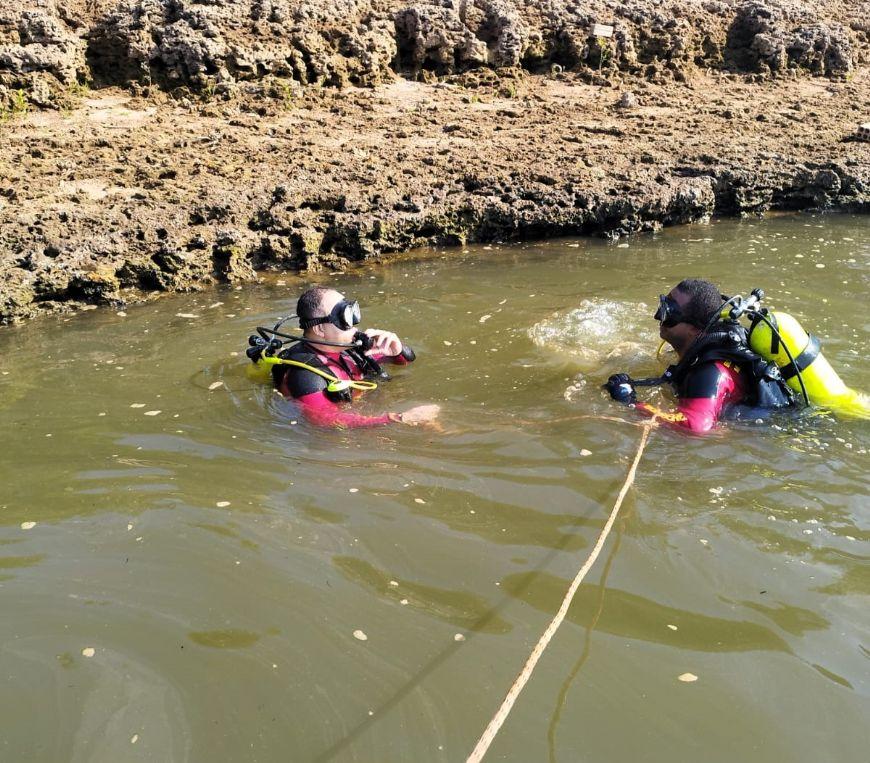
[1,0,868,323]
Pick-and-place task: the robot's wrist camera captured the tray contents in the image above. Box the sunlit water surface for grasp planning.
[0,214,867,762]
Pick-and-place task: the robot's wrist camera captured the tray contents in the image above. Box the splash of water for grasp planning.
[528,299,663,374]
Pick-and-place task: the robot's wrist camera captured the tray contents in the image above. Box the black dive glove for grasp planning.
[604,373,637,404]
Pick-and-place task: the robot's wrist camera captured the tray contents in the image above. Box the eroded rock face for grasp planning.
[86,0,398,90]
[0,2,87,107]
[392,0,856,80]
[528,1,730,76]
[462,0,530,68]
[394,0,530,73]
[395,4,477,72]
[726,1,854,76]
[0,0,864,105]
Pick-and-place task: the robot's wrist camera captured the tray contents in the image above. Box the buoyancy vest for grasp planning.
[648,322,796,409]
[272,342,380,403]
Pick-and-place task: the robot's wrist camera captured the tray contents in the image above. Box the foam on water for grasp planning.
[528,298,663,373]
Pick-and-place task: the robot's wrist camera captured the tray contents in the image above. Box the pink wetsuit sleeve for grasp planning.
[634,362,738,433]
[635,398,719,433]
[297,391,393,429]
[370,352,410,366]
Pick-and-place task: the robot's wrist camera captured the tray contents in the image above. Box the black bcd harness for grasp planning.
[271,342,384,403]
[636,322,796,410]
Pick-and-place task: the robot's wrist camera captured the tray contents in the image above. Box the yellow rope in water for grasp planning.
[466,416,657,763]
[546,495,631,763]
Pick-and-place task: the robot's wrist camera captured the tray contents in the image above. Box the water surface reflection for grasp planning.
[0,214,867,762]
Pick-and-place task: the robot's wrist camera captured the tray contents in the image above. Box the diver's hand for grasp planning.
[396,404,441,426]
[364,329,403,357]
[604,374,637,404]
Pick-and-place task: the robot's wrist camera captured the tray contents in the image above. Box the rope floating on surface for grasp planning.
[466,417,657,763]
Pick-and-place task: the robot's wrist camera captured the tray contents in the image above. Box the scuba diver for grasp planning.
[247,287,440,428]
[604,279,795,432]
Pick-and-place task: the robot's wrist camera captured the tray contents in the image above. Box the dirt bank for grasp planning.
[0,1,868,323]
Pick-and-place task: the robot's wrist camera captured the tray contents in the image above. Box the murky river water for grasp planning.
[1,214,868,762]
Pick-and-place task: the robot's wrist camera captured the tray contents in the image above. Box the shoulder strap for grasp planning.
[273,342,378,399]
[279,343,328,369]
[269,346,327,397]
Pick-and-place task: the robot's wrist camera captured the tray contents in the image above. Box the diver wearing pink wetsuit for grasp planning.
[276,343,411,428]
[271,286,440,429]
[634,358,748,433]
[606,279,792,433]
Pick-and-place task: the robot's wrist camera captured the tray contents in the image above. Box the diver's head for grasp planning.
[297,287,361,347]
[655,279,722,357]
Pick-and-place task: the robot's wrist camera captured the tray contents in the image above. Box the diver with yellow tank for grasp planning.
[604,279,869,431]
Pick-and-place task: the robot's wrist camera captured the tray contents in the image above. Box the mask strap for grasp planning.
[298,315,330,330]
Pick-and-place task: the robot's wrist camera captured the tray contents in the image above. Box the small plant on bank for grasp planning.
[68,81,90,98]
[597,38,613,71]
[11,89,26,114]
[279,80,295,111]
[0,89,28,122]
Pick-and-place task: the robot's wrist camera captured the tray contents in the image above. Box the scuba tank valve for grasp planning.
[725,288,764,321]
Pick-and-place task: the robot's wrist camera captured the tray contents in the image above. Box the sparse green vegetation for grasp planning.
[68,81,90,98]
[279,80,295,111]
[0,89,28,123]
[596,37,613,71]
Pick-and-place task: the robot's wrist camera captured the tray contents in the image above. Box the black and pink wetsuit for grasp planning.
[636,359,747,433]
[276,344,410,428]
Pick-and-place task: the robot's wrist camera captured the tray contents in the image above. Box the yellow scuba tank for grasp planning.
[748,311,870,419]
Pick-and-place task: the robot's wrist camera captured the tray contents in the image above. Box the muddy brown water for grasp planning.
[0,214,867,762]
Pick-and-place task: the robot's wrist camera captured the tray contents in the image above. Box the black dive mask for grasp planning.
[654,294,684,328]
[299,299,361,331]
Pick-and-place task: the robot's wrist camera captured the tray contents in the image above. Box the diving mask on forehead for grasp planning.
[298,299,361,331]
[654,294,684,328]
